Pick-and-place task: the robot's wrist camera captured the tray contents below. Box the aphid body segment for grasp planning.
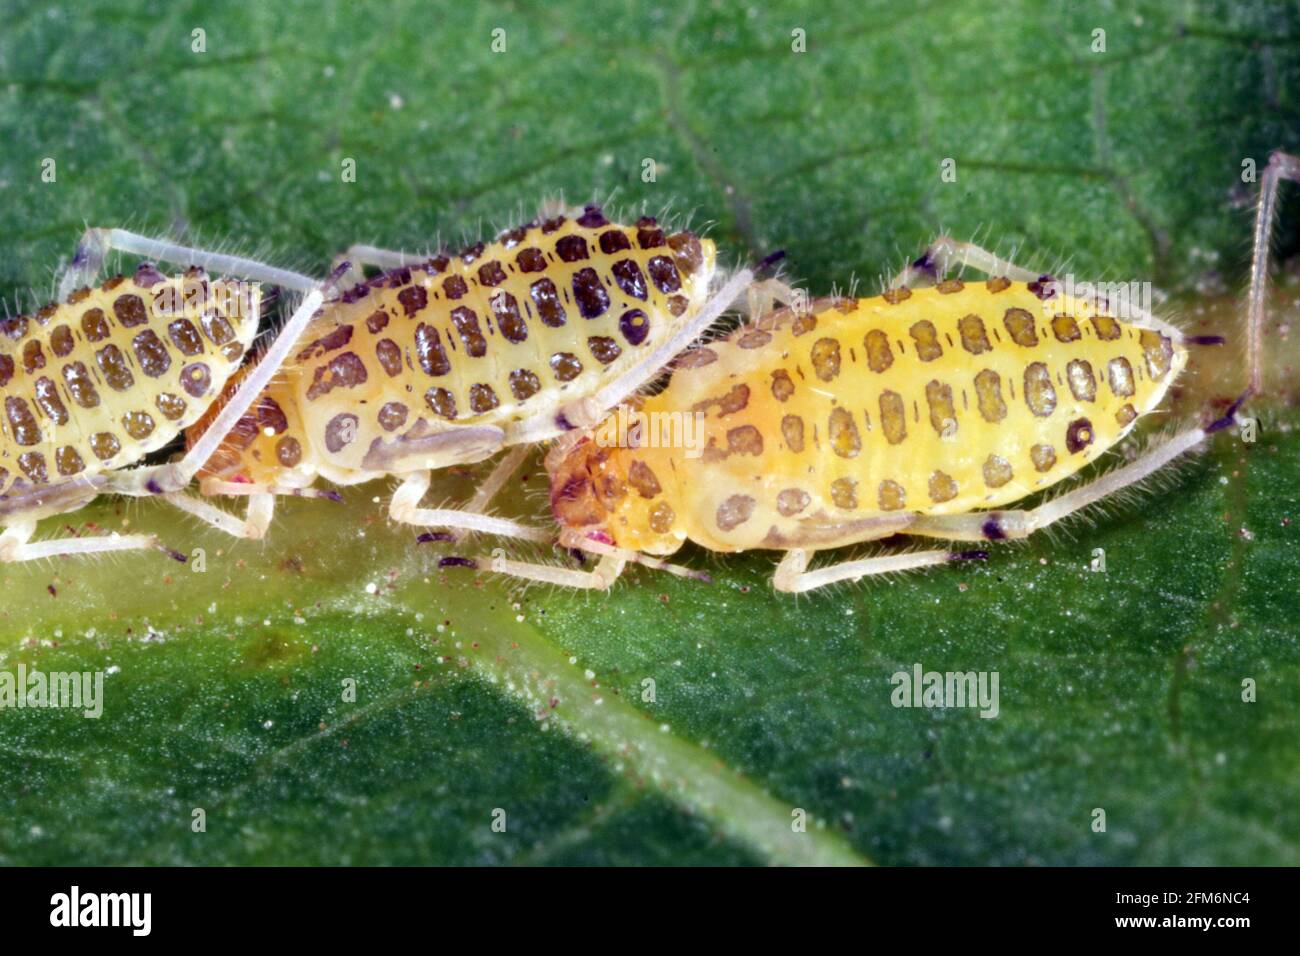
[553,280,1187,556]
[1,268,259,521]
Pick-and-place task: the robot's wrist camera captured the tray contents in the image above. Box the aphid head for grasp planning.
[545,428,681,556]
[546,435,615,540]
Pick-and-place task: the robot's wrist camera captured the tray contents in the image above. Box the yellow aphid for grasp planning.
[425,216,1283,594]
[193,208,717,489]
[165,206,763,546]
[554,279,1186,557]
[0,228,340,563]
[0,266,257,501]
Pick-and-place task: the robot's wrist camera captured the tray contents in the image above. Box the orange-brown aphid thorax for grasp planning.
[545,431,682,555]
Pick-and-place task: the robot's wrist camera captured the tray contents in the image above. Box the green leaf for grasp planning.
[1,0,1298,865]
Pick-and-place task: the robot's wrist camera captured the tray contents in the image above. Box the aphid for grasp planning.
[170,205,762,540]
[0,237,339,563]
[424,151,1297,593]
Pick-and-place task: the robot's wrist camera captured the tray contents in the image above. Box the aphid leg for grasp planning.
[891,236,1040,289]
[389,470,551,542]
[199,479,341,500]
[1245,151,1300,399]
[772,546,977,594]
[515,266,757,439]
[745,276,800,321]
[103,267,345,499]
[430,445,535,543]
[329,245,425,286]
[58,227,317,299]
[158,480,338,542]
[0,519,182,564]
[905,424,1213,543]
[572,537,710,582]
[162,492,276,540]
[466,552,626,590]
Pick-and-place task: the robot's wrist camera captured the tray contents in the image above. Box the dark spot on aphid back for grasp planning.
[50,324,74,357]
[6,397,41,445]
[668,232,703,275]
[550,352,583,382]
[297,324,353,361]
[1066,417,1094,453]
[588,336,621,365]
[132,329,172,377]
[397,284,428,316]
[555,235,589,262]
[530,278,567,327]
[90,431,120,461]
[378,401,409,432]
[324,412,359,452]
[492,291,527,343]
[180,362,212,398]
[306,351,368,400]
[1027,275,1057,300]
[414,324,450,376]
[113,294,148,327]
[1003,308,1038,347]
[599,230,632,254]
[276,436,303,466]
[121,410,155,440]
[619,308,650,346]
[156,392,187,421]
[571,268,610,318]
[638,225,666,249]
[647,256,681,293]
[611,259,648,300]
[167,318,204,355]
[470,258,504,286]
[578,204,608,228]
[451,307,487,357]
[374,337,403,377]
[18,451,48,483]
[96,344,135,392]
[425,387,457,420]
[62,362,99,408]
[34,377,68,425]
[81,309,110,342]
[443,274,468,300]
[516,247,547,273]
[509,368,541,400]
[469,383,500,414]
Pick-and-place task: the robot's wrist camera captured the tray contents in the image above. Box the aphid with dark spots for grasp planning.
[1,226,346,563]
[417,214,1281,594]
[174,204,754,548]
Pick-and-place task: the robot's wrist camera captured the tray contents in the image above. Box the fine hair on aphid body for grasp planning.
[419,146,1299,594]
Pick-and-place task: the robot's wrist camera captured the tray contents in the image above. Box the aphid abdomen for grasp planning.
[285,212,715,476]
[1,266,258,496]
[571,281,1186,554]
